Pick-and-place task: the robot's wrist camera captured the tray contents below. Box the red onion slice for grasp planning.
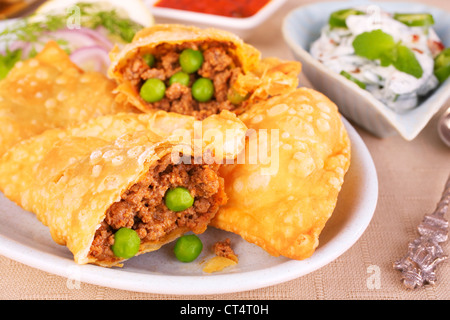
[36,28,114,52]
[6,41,32,59]
[4,28,114,75]
[5,29,101,58]
[39,29,100,51]
[69,45,110,74]
[73,27,115,50]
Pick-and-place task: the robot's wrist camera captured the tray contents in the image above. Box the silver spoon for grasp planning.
[438,107,450,147]
[394,174,450,289]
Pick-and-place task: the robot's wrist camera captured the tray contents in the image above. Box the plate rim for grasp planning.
[0,118,378,295]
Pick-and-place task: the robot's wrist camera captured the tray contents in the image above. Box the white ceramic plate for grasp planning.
[145,0,287,39]
[0,118,378,295]
[283,1,450,140]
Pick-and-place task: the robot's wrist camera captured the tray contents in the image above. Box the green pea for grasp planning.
[191,78,214,102]
[179,49,204,74]
[142,53,155,67]
[173,234,203,262]
[165,187,194,212]
[111,228,141,259]
[140,78,166,103]
[169,71,190,86]
[227,87,248,105]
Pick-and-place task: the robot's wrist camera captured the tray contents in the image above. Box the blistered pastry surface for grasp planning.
[0,41,132,156]
[211,88,351,260]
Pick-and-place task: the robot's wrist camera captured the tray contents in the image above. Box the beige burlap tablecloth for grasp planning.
[0,0,449,300]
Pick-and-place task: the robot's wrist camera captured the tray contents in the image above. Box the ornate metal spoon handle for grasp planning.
[393,174,450,289]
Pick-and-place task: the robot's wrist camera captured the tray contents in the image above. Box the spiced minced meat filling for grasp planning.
[122,41,245,119]
[213,238,238,262]
[88,154,226,262]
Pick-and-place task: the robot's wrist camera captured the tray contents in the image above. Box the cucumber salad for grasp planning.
[310,7,450,113]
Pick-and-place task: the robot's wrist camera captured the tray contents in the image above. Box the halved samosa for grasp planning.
[211,88,351,260]
[108,24,301,119]
[0,110,247,266]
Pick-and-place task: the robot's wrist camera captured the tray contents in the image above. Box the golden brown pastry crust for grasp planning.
[0,41,134,156]
[211,88,351,260]
[107,24,301,116]
[0,110,247,266]
[108,24,261,81]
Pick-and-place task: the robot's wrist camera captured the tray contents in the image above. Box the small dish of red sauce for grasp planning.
[154,0,271,18]
[148,0,287,39]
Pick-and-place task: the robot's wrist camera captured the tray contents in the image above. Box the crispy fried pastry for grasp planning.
[211,88,351,260]
[108,24,301,119]
[0,110,247,266]
[0,41,134,156]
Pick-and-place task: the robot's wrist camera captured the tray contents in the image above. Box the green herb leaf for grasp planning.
[0,49,22,80]
[379,49,396,67]
[392,44,423,78]
[353,29,423,78]
[352,29,396,60]
[89,8,142,43]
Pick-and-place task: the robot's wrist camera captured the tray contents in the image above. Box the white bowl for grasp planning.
[145,0,286,39]
[282,0,450,140]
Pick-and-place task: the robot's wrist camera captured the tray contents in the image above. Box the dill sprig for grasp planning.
[0,2,143,79]
[0,2,143,45]
[76,3,142,43]
[0,48,22,80]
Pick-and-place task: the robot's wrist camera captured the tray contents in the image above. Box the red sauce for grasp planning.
[154,0,271,18]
